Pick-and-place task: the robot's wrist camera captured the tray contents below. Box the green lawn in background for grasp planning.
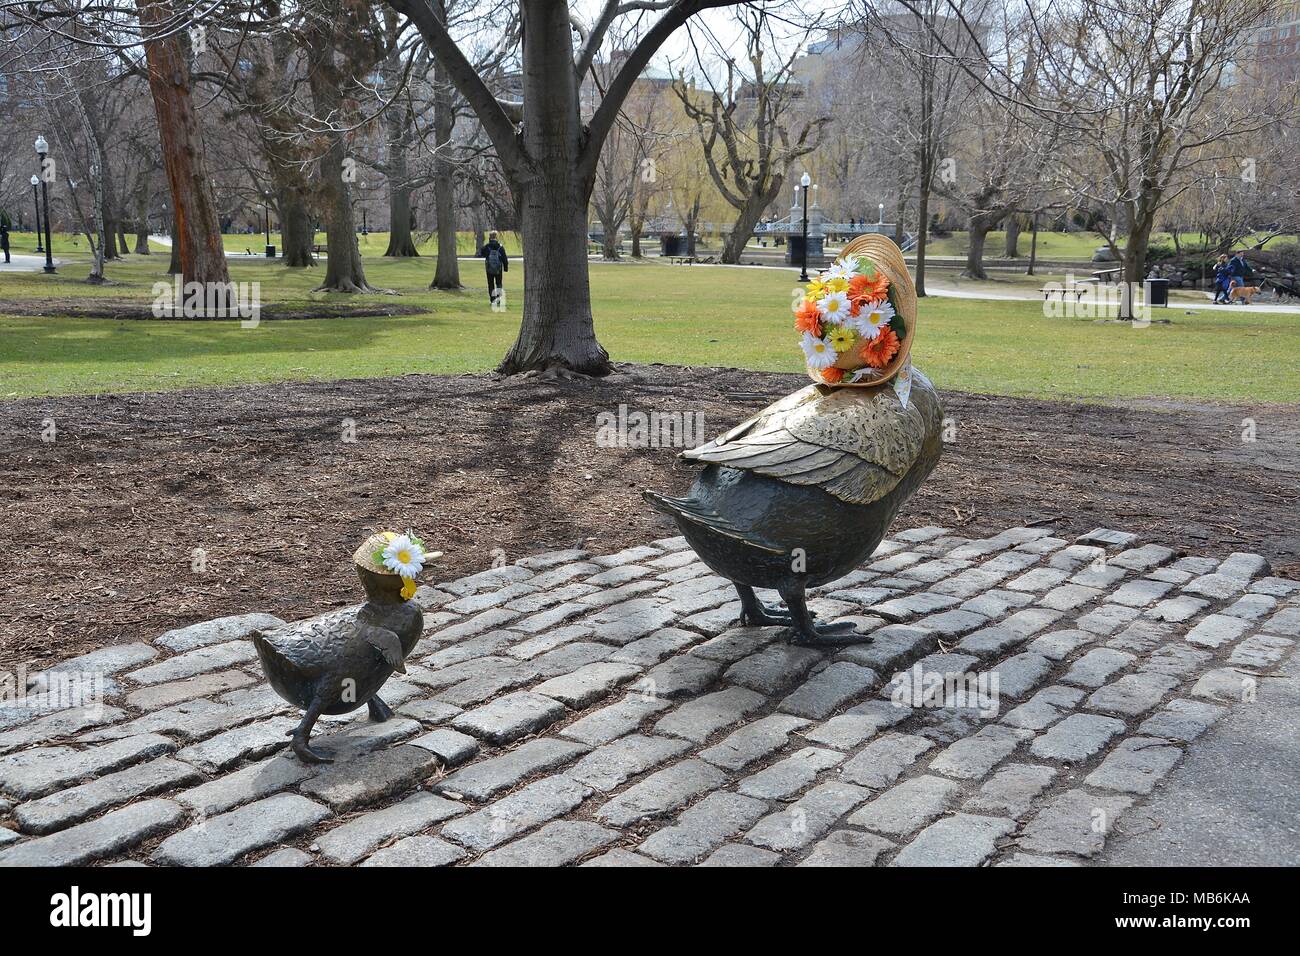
[1,245,1296,403]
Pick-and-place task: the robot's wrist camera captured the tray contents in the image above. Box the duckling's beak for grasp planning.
[393,659,407,675]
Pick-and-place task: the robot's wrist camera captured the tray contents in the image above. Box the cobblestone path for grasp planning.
[1,526,1295,866]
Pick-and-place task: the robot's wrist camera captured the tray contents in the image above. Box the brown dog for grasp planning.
[1228,285,1261,304]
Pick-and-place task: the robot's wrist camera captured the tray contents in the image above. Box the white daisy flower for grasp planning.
[816,290,852,323]
[382,534,426,578]
[824,256,861,280]
[849,299,895,340]
[800,331,837,369]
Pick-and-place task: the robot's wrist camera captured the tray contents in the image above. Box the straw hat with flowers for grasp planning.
[793,234,917,388]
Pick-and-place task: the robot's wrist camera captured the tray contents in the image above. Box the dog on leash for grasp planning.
[1228,285,1261,304]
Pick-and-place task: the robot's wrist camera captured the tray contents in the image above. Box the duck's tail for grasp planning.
[641,489,781,553]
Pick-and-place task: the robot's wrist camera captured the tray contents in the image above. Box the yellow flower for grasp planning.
[825,276,849,294]
[401,576,417,601]
[826,325,857,352]
[805,278,827,298]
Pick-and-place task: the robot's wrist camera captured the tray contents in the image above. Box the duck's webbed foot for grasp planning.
[290,700,333,764]
[367,695,394,723]
[736,584,794,626]
[779,587,874,646]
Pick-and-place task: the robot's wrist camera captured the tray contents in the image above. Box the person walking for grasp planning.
[480,231,509,304]
[0,223,10,264]
[1213,254,1232,303]
[1226,249,1253,301]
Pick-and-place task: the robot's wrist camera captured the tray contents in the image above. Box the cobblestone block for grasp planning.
[798,829,894,866]
[1217,552,1269,581]
[299,745,437,812]
[835,624,933,675]
[177,754,313,815]
[156,613,286,652]
[1137,699,1228,742]
[848,775,959,837]
[1084,737,1182,795]
[446,582,539,615]
[680,602,744,635]
[533,662,642,708]
[1185,614,1251,648]
[699,715,810,771]
[1229,634,1295,669]
[963,763,1058,817]
[869,591,960,622]
[1039,584,1102,612]
[737,747,844,800]
[431,607,523,641]
[1076,529,1137,548]
[691,626,783,665]
[1029,713,1126,762]
[699,844,781,866]
[725,644,823,695]
[14,756,202,835]
[1027,630,1096,661]
[0,706,127,756]
[1006,568,1069,592]
[475,820,618,867]
[1110,545,1177,571]
[655,687,767,743]
[746,781,870,851]
[581,848,665,867]
[560,694,669,746]
[0,798,186,867]
[359,836,465,867]
[1249,577,1300,597]
[596,759,727,827]
[409,729,480,767]
[961,589,1034,618]
[153,794,329,866]
[0,733,175,800]
[442,564,534,597]
[911,609,989,638]
[1070,564,1128,589]
[1109,579,1175,607]
[421,632,516,669]
[568,735,692,791]
[252,848,312,867]
[1062,648,1135,688]
[1222,594,1277,621]
[128,640,259,685]
[1049,545,1107,571]
[1002,685,1085,731]
[125,670,257,711]
[176,716,297,773]
[437,738,589,801]
[1262,606,1300,637]
[1085,673,1179,717]
[396,699,462,726]
[639,792,769,864]
[506,584,600,615]
[609,628,699,667]
[515,549,591,571]
[442,775,589,851]
[586,565,656,588]
[592,605,680,644]
[1138,643,1210,678]
[1190,667,1255,703]
[317,792,465,864]
[592,545,663,568]
[1019,789,1133,857]
[892,813,1016,867]
[1107,618,1176,654]
[929,724,1028,780]
[779,662,878,719]
[1182,574,1247,600]
[528,643,614,680]
[840,733,933,788]
[992,653,1053,700]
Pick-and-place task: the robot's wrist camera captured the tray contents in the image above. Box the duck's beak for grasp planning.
[393,659,408,675]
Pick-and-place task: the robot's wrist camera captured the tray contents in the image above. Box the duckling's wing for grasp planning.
[360,624,407,674]
[254,611,354,671]
[684,377,941,506]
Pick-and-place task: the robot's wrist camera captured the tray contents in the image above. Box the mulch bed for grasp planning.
[2,363,1297,671]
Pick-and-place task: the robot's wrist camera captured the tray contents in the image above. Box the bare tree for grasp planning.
[674,11,829,264]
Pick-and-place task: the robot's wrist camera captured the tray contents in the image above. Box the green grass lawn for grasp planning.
[920,230,1297,260]
[1,249,1297,403]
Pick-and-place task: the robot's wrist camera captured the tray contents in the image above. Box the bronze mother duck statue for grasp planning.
[646,235,943,646]
[253,531,440,763]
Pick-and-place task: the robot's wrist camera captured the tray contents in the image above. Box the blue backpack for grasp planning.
[486,246,503,274]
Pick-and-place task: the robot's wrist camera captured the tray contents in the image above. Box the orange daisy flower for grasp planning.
[859,326,900,368]
[820,366,845,384]
[793,299,822,337]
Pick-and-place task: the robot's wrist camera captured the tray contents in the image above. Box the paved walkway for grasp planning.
[0,526,1295,866]
[0,254,62,272]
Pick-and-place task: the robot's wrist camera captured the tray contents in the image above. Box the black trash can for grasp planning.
[1145,277,1170,307]
[660,233,685,257]
[265,244,277,259]
[786,234,824,266]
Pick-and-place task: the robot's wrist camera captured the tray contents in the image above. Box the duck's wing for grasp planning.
[254,609,356,671]
[643,489,785,554]
[359,623,407,674]
[683,376,942,506]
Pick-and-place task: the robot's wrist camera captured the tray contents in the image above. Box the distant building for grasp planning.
[1252,0,1300,81]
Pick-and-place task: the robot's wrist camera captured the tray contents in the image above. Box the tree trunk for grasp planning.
[1026,212,1039,276]
[168,214,181,274]
[431,169,460,287]
[915,175,930,297]
[316,141,373,292]
[721,185,777,264]
[277,179,315,267]
[386,179,420,257]
[962,214,991,279]
[1005,214,1021,258]
[630,221,643,258]
[497,0,608,376]
[601,221,620,260]
[136,0,229,287]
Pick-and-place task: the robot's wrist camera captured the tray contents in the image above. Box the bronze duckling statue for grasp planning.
[253,532,440,763]
[645,236,943,646]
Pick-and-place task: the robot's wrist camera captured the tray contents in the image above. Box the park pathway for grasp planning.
[0,525,1295,866]
[0,254,62,273]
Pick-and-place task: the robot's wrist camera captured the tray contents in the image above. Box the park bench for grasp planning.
[1041,285,1089,302]
[1091,267,1121,283]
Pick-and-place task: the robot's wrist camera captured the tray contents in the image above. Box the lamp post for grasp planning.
[34,136,55,273]
[31,175,43,252]
[264,193,275,258]
[878,203,884,225]
[360,181,368,236]
[799,171,812,282]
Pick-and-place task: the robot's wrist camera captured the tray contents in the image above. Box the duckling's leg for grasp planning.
[290,697,333,764]
[367,695,394,722]
[778,585,872,646]
[736,584,793,626]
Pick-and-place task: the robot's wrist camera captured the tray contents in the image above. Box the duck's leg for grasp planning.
[290,697,334,764]
[367,695,394,722]
[779,584,872,646]
[736,584,793,626]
